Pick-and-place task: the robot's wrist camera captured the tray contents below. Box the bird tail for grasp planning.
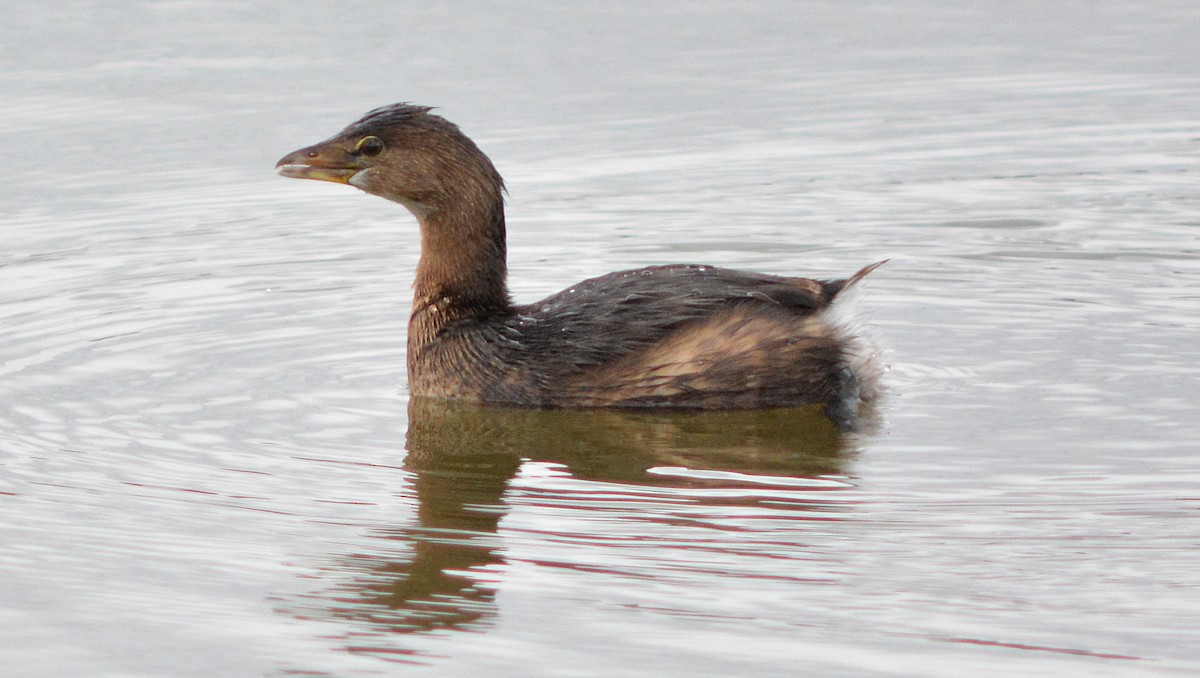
[821,259,888,431]
[822,259,888,301]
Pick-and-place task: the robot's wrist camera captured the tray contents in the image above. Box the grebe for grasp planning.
[277,104,883,430]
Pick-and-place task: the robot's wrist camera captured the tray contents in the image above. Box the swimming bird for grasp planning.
[276,104,883,430]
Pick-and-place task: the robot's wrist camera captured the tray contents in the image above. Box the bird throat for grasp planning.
[409,202,513,350]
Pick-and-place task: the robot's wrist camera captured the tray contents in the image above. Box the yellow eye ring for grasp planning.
[356,136,385,156]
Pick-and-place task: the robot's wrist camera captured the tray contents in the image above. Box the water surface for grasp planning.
[2,2,1198,676]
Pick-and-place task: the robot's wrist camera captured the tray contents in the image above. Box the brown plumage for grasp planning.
[276,104,884,430]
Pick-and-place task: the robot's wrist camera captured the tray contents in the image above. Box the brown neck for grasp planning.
[408,197,512,351]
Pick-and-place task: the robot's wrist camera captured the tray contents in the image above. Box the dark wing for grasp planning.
[506,263,879,373]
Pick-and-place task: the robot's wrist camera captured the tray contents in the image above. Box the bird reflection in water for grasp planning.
[306,397,861,658]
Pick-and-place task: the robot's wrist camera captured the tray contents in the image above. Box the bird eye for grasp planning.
[356,136,385,157]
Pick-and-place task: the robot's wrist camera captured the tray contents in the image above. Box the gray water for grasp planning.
[3,2,1199,676]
